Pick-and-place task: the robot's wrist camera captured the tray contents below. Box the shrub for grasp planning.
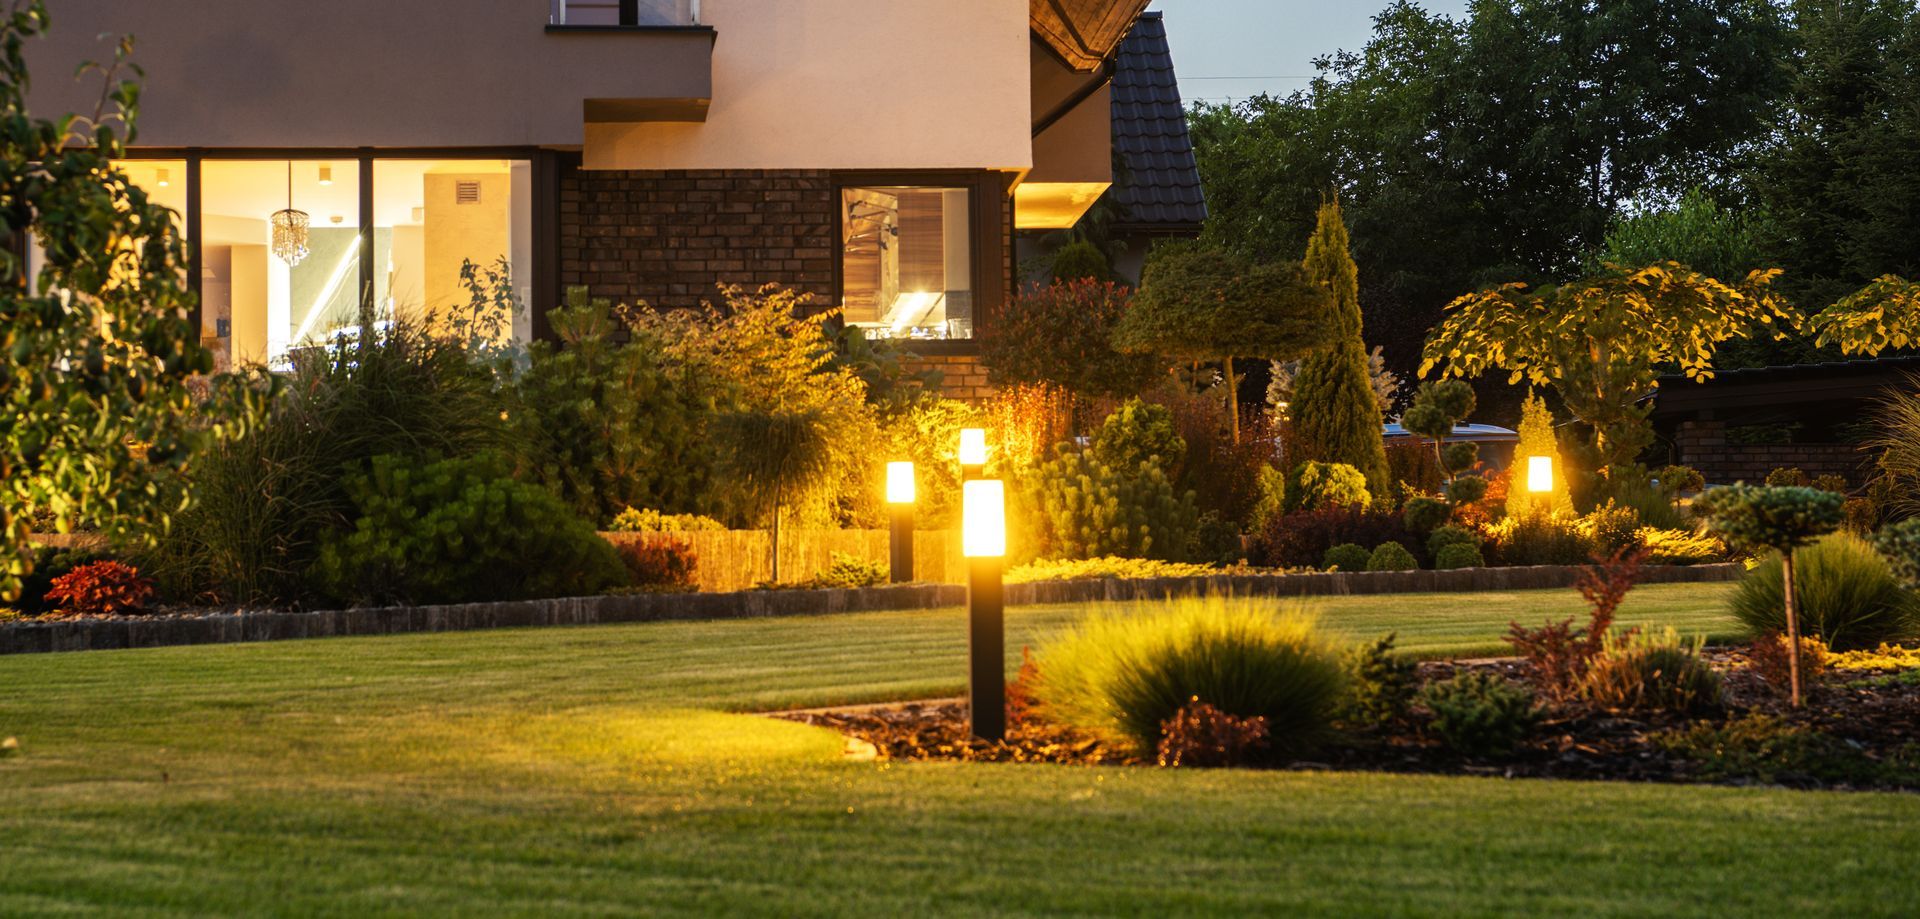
[1748,632,1829,698]
[1697,483,1849,706]
[1033,595,1349,757]
[1156,699,1272,768]
[1089,399,1187,476]
[1283,461,1371,513]
[1422,671,1541,758]
[1729,532,1920,651]
[1581,628,1722,713]
[1657,715,1920,787]
[42,561,155,617]
[1426,525,1481,557]
[1766,467,1807,488]
[608,508,727,534]
[1434,543,1487,570]
[1445,474,1489,507]
[1654,464,1705,497]
[1506,547,1647,699]
[1343,633,1417,729]
[14,547,103,616]
[1020,447,1198,562]
[1385,441,1444,495]
[316,452,629,606]
[1485,514,1593,567]
[1367,542,1419,571]
[978,279,1165,399]
[1592,471,1688,531]
[1582,500,1643,552]
[1004,556,1222,584]
[1255,507,1418,569]
[1639,527,1727,565]
[1402,495,1452,533]
[613,536,698,591]
[1872,518,1920,589]
[1323,543,1371,572]
[806,553,889,589]
[1188,511,1245,566]
[1508,392,1574,519]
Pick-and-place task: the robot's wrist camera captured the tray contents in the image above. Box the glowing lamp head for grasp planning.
[962,479,1006,558]
[1526,455,1554,493]
[886,461,915,504]
[958,428,988,467]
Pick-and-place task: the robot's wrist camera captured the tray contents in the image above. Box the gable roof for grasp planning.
[1108,12,1207,233]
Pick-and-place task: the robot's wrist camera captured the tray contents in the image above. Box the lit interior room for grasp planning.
[840,185,974,340]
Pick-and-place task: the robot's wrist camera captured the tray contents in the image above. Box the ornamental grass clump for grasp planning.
[1581,628,1722,714]
[1729,532,1919,652]
[1032,595,1348,758]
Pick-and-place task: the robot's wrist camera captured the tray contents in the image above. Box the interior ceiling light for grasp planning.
[270,161,310,267]
[156,167,171,188]
[318,165,333,186]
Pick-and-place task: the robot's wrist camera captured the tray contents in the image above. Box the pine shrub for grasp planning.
[1343,633,1417,728]
[1507,392,1574,518]
[1422,671,1540,758]
[1283,461,1372,513]
[1033,596,1348,758]
[1289,200,1391,496]
[1021,447,1199,562]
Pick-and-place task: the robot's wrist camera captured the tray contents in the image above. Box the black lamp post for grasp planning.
[962,478,1006,741]
[885,461,914,584]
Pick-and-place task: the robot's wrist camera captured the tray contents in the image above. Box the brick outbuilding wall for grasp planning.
[1675,420,1875,486]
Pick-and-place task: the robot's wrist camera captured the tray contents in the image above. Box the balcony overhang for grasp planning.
[556,25,717,125]
[1017,71,1111,229]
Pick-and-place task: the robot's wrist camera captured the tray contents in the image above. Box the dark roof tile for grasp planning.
[1109,12,1207,231]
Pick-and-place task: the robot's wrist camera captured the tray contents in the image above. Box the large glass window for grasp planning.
[201,159,360,370]
[373,159,534,345]
[840,185,974,340]
[25,159,188,298]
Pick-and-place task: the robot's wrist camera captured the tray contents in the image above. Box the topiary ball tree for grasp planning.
[1694,484,1846,706]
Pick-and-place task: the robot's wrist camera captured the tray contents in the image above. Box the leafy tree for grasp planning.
[1752,0,1920,310]
[1592,189,1776,283]
[1118,240,1332,441]
[1290,199,1390,496]
[1806,275,1920,356]
[1507,392,1574,519]
[978,279,1163,399]
[1695,484,1846,706]
[1,6,226,600]
[1421,263,1798,472]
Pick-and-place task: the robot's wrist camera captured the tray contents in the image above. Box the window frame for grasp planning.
[830,169,1006,354]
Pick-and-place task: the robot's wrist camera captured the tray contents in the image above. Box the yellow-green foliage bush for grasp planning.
[1639,527,1726,565]
[1366,541,1419,571]
[1581,628,1722,713]
[1019,447,1199,562]
[608,507,727,533]
[1505,392,1574,518]
[1033,595,1348,757]
[1485,514,1593,566]
[1322,543,1371,572]
[1284,461,1372,513]
[1005,557,1222,584]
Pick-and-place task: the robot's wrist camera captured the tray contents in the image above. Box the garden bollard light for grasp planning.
[958,427,988,481]
[1526,455,1553,493]
[886,461,915,584]
[962,478,1007,742]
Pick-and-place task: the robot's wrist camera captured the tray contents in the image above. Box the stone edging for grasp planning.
[0,564,1742,655]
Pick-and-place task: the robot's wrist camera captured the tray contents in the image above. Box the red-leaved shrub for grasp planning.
[1005,646,1041,726]
[42,561,155,617]
[614,536,698,590]
[1748,632,1828,698]
[1254,506,1420,569]
[1504,546,1647,699]
[1157,698,1270,768]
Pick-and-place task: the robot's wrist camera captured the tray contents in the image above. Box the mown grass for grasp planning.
[5,581,1917,917]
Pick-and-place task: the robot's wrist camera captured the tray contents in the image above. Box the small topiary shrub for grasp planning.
[1188,511,1245,566]
[1254,506,1418,569]
[1283,461,1371,513]
[1033,595,1348,758]
[614,535,698,591]
[1765,467,1808,488]
[1089,398,1187,475]
[1422,670,1540,758]
[1366,541,1419,571]
[608,507,726,533]
[1426,524,1480,557]
[1321,543,1368,572]
[1433,543,1487,570]
[1728,532,1920,651]
[316,452,630,606]
[1156,698,1271,768]
[1343,633,1417,729]
[1581,628,1722,714]
[1402,495,1451,533]
[1697,483,1848,706]
[42,561,155,617]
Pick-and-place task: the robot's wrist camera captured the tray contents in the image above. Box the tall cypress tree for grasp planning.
[1290,199,1391,497]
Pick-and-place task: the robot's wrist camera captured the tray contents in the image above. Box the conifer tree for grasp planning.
[1290,199,1390,497]
[1507,391,1574,519]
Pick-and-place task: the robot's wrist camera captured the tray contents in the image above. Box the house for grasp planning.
[22,0,1156,399]
[1649,355,1920,486]
[1017,9,1208,285]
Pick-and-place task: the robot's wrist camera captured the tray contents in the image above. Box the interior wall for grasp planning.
[423,173,511,331]
[229,245,269,366]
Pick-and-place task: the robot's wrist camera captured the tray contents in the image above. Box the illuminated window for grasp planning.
[372,159,533,345]
[200,159,360,370]
[840,185,975,340]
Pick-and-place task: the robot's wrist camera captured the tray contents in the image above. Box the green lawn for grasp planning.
[4,581,1917,917]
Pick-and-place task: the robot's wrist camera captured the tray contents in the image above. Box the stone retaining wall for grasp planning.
[0,564,1742,656]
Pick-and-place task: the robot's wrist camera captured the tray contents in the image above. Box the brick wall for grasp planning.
[907,354,996,402]
[559,168,837,311]
[1675,420,1875,485]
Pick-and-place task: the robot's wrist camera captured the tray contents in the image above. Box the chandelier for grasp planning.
[270,161,310,267]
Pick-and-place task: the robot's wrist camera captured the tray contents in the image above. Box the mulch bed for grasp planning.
[774,648,1920,792]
